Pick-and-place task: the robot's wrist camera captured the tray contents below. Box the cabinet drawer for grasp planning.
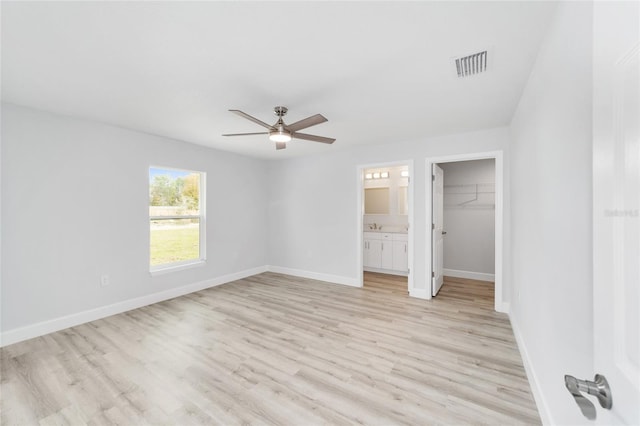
[392,233,408,242]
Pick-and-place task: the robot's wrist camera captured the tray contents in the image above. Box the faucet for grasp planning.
[368,222,379,230]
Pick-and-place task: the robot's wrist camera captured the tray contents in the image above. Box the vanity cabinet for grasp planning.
[392,234,408,272]
[364,232,408,274]
[364,237,382,268]
[380,238,393,270]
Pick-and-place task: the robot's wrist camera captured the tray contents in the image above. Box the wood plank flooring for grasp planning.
[1,272,540,425]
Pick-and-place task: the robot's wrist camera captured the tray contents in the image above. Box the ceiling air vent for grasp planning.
[454,50,488,78]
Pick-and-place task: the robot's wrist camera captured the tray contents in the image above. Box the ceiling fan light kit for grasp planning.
[269,131,292,143]
[223,106,335,150]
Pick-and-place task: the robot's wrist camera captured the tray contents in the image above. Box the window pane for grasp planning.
[149,166,204,270]
[150,218,200,266]
[149,168,200,216]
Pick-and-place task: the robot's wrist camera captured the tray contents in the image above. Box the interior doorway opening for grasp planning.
[433,159,496,297]
[426,152,506,312]
[356,161,414,293]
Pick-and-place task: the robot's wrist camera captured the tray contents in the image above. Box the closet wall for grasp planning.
[440,159,495,281]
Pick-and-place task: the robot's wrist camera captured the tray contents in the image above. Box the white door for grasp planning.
[592,2,639,424]
[432,164,444,296]
[365,239,382,269]
[392,241,408,272]
[363,239,371,268]
[381,241,393,270]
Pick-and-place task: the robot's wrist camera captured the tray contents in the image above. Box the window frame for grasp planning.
[149,166,206,275]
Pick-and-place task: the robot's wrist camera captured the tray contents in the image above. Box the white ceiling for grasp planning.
[1,1,557,159]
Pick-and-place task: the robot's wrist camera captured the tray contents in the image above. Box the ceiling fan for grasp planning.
[223,106,335,150]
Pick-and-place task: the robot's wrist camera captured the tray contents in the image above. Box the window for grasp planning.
[149,167,205,272]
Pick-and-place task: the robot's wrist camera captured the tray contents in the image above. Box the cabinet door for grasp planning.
[364,239,382,268]
[392,241,408,272]
[363,239,371,267]
[381,241,393,270]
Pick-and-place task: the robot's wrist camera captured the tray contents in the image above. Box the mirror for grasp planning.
[398,186,408,215]
[365,188,390,214]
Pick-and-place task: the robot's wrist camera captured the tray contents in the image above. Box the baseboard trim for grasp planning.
[409,288,429,299]
[0,265,268,348]
[267,266,360,287]
[443,268,495,282]
[509,313,553,426]
[363,267,408,277]
[496,301,510,314]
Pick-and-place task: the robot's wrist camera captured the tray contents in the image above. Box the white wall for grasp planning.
[440,159,495,278]
[1,104,269,336]
[267,127,509,296]
[508,2,593,424]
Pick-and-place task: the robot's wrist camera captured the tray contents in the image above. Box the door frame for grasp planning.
[425,151,507,312]
[356,160,415,293]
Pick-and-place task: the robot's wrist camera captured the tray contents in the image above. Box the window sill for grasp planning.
[150,260,206,277]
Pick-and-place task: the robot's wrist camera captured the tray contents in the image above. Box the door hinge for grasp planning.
[432,271,435,278]
[432,174,435,181]
[432,223,435,230]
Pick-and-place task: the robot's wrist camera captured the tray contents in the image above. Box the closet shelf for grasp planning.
[444,204,495,210]
[444,183,495,194]
[443,183,495,208]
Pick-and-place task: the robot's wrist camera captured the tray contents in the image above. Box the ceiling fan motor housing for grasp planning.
[274,106,288,117]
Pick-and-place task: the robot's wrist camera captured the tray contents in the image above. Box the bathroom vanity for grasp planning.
[363,231,408,275]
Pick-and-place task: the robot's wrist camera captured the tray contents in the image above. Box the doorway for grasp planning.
[356,161,414,293]
[433,159,496,297]
[426,152,506,312]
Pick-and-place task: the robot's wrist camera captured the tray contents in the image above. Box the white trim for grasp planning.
[409,288,429,299]
[149,259,206,276]
[363,267,408,277]
[267,265,360,287]
[356,160,415,293]
[443,268,495,282]
[510,313,552,425]
[425,151,504,311]
[497,301,510,314]
[0,266,268,347]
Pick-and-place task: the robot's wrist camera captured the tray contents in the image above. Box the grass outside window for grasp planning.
[150,219,200,266]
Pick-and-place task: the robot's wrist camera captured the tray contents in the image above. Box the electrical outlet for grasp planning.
[100,274,110,287]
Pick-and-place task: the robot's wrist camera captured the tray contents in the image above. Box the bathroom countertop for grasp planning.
[364,228,408,234]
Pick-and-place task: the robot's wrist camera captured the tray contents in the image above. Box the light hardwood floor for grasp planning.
[1,272,540,425]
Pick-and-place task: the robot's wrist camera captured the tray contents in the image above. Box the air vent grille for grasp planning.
[455,51,488,77]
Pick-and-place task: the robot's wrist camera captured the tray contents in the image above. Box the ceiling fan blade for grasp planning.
[229,110,275,130]
[222,132,269,136]
[292,132,335,144]
[275,142,287,150]
[286,114,328,132]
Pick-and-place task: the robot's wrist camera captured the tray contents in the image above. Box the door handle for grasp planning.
[564,374,612,420]
[442,231,447,235]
